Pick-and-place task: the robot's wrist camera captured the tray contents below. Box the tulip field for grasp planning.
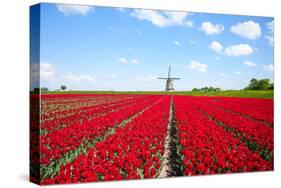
[30,94,273,185]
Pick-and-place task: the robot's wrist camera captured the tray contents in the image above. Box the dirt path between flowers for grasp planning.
[159,96,183,177]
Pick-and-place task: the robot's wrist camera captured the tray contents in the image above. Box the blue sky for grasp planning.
[35,3,274,91]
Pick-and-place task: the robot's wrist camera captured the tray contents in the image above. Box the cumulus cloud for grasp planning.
[80,75,96,82]
[189,61,207,72]
[40,63,55,80]
[62,73,82,82]
[118,57,128,64]
[224,44,254,57]
[199,22,224,35]
[244,61,256,67]
[131,9,193,28]
[209,41,254,57]
[230,20,261,40]
[131,59,139,64]
[267,20,274,31]
[209,41,223,53]
[264,64,274,71]
[56,4,93,16]
[265,35,273,46]
[265,21,274,46]
[174,41,180,46]
[220,73,227,77]
[189,40,196,45]
[62,73,96,82]
[116,8,126,12]
[184,20,194,28]
[118,57,139,64]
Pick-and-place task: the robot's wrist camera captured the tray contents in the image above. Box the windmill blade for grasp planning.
[170,77,180,80]
[157,77,168,79]
[168,66,171,79]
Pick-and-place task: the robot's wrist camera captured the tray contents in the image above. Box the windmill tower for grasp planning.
[158,66,180,91]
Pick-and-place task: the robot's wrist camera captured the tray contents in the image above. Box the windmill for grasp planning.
[158,66,180,91]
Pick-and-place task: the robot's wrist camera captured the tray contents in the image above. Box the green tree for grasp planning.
[269,83,274,90]
[257,79,270,90]
[60,85,67,91]
[192,88,200,92]
[192,87,222,92]
[248,78,259,90]
[40,87,49,92]
[245,78,272,90]
[214,87,221,92]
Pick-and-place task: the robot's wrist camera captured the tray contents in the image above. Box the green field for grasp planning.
[43,90,273,99]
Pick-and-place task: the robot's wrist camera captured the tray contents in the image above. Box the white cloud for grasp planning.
[62,73,81,82]
[184,20,194,28]
[199,22,224,35]
[265,21,274,46]
[220,73,227,77]
[244,61,256,67]
[235,71,242,74]
[189,61,207,72]
[39,62,55,81]
[209,41,223,53]
[230,20,261,40]
[80,75,95,82]
[131,9,192,28]
[118,57,139,64]
[267,20,274,31]
[116,8,126,12]
[109,75,116,79]
[62,73,96,82]
[264,64,274,71]
[209,42,254,57]
[224,44,254,57]
[265,35,273,46]
[56,4,93,16]
[118,57,128,64]
[189,40,196,45]
[131,59,139,64]
[126,47,134,52]
[174,41,180,46]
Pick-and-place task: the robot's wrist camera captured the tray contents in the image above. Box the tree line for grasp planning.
[191,78,273,92]
[244,78,273,90]
[32,85,67,93]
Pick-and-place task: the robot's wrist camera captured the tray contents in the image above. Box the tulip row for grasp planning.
[204,97,273,125]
